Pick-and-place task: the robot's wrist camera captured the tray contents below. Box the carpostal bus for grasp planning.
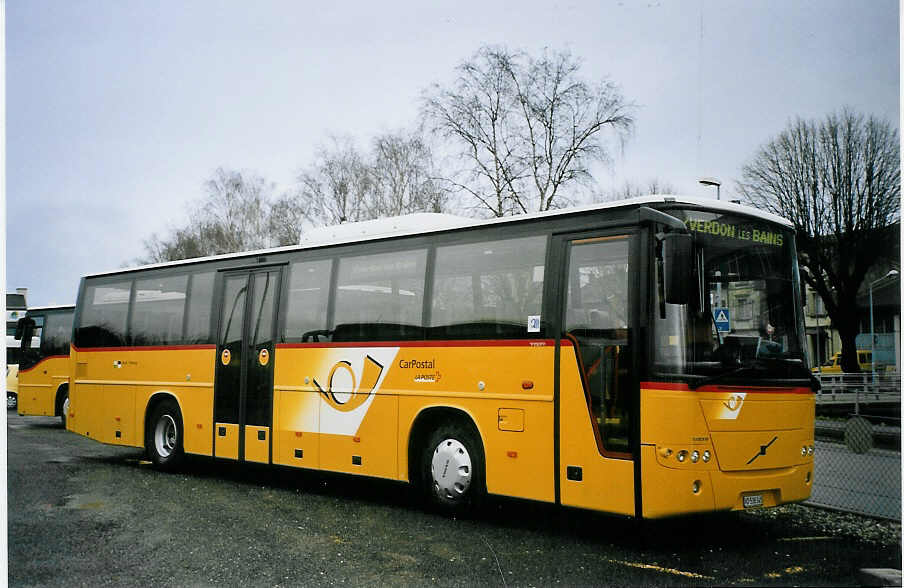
[15,305,75,425]
[67,196,816,518]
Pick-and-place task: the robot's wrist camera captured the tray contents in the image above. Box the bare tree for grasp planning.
[737,109,900,373]
[269,192,309,246]
[298,136,374,226]
[200,168,275,252]
[140,168,289,263]
[421,45,634,217]
[596,178,677,201]
[299,131,448,225]
[370,131,448,216]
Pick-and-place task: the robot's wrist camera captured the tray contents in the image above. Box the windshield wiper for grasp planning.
[688,364,765,390]
[690,358,817,391]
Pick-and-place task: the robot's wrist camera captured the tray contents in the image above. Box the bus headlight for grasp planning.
[801,446,807,457]
[690,450,700,463]
[807,445,814,456]
[702,450,711,463]
[677,450,687,463]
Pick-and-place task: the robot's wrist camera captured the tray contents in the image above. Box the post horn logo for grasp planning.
[314,355,385,413]
[723,394,744,411]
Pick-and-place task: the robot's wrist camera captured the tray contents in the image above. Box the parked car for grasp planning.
[813,350,873,373]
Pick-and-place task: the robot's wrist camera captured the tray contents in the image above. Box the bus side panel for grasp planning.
[70,382,105,441]
[558,347,634,515]
[320,393,399,477]
[272,387,321,469]
[274,344,556,502]
[70,348,215,454]
[17,356,67,417]
[103,383,136,445]
[399,395,555,503]
[131,348,215,457]
[396,345,556,504]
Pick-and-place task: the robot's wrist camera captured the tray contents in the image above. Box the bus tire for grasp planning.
[145,399,184,470]
[421,422,485,514]
[57,387,69,429]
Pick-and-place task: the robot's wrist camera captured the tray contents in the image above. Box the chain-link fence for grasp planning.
[808,372,901,521]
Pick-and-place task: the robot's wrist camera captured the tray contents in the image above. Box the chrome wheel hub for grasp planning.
[154,414,177,458]
[431,438,472,501]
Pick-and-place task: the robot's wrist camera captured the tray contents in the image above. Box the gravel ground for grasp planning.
[744,503,901,549]
[8,412,902,586]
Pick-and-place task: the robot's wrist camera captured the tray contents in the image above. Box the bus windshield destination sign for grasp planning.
[686,218,784,247]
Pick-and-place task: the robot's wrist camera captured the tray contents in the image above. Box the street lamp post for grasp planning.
[869,269,899,385]
[699,177,721,200]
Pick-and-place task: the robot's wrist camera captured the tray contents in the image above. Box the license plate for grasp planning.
[743,494,763,508]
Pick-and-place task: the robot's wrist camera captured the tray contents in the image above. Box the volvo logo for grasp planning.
[747,436,778,465]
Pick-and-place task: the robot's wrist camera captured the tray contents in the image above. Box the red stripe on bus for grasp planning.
[641,381,812,394]
[17,355,69,374]
[277,339,557,349]
[71,344,217,353]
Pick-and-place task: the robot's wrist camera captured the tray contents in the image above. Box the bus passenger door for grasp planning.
[556,233,637,515]
[214,268,282,464]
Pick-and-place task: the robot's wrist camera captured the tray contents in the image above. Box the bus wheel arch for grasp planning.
[408,407,486,513]
[54,384,69,428]
[144,393,184,470]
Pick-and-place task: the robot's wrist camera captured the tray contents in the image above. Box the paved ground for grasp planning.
[7,410,901,586]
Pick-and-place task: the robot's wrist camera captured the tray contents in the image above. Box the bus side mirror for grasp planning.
[662,233,692,305]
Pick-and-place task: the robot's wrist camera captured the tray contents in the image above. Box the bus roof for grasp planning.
[84,195,793,279]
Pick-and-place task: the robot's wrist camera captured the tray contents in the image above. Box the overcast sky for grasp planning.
[6,0,900,306]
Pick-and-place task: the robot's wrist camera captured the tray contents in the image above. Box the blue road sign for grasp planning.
[713,308,731,332]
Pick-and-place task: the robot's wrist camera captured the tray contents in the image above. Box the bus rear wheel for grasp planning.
[145,399,184,470]
[58,390,69,429]
[421,423,485,513]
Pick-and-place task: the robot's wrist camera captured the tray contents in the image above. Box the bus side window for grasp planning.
[430,235,546,339]
[333,249,427,342]
[130,275,188,346]
[284,259,332,343]
[76,281,132,348]
[41,312,73,356]
[185,272,215,344]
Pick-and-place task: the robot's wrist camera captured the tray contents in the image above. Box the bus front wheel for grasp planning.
[421,423,485,513]
[145,399,184,470]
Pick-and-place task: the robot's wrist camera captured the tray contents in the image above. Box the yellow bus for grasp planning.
[15,305,75,425]
[68,196,816,518]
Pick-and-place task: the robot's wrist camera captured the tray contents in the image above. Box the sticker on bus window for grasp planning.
[527,315,541,333]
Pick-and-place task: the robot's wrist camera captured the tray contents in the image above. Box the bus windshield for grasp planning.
[654,210,809,385]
